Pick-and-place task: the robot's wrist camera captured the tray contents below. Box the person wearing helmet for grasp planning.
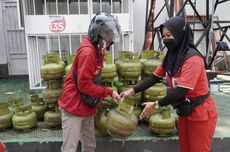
[58,12,121,152]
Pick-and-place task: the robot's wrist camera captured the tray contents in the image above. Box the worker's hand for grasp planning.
[140,101,159,120]
[112,91,121,104]
[120,88,135,101]
[99,99,108,107]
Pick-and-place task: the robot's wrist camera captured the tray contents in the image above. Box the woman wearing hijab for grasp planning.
[120,16,218,152]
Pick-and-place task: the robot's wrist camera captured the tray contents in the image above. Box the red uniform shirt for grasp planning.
[58,37,113,116]
[154,56,217,121]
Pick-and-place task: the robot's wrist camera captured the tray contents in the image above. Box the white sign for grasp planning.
[49,16,66,33]
[25,14,132,35]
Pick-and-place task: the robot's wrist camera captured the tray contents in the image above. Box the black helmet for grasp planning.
[88,12,121,43]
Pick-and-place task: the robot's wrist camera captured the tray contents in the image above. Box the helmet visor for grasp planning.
[99,20,121,43]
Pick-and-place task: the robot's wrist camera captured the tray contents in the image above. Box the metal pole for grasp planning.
[214,0,219,12]
[111,0,114,62]
[130,0,134,52]
[153,4,166,23]
[206,0,216,69]
[164,0,171,17]
[36,36,42,87]
[181,0,187,18]
[47,35,50,53]
[55,0,60,58]
[100,0,102,11]
[67,0,70,14]
[80,35,82,42]
[67,0,72,54]
[176,0,188,16]
[122,33,125,51]
[30,38,35,88]
[69,35,72,54]
[32,0,36,15]
[23,0,33,88]
[216,24,230,42]
[121,0,124,13]
[56,0,58,14]
[78,0,81,14]
[143,0,149,50]
[205,0,210,65]
[156,28,163,50]
[169,0,174,17]
[89,0,92,19]
[45,0,50,56]
[58,34,61,58]
[195,25,210,47]
[44,0,47,15]
[111,0,113,13]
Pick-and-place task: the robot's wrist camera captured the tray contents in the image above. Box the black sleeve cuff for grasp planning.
[158,86,190,106]
[133,74,162,93]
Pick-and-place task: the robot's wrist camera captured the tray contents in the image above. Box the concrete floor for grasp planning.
[0,76,230,152]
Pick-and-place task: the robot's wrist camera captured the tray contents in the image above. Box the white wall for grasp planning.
[133,0,168,52]
[0,1,7,64]
[133,0,146,52]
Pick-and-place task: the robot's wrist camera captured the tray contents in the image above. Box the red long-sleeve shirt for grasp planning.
[154,56,217,121]
[58,36,113,116]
